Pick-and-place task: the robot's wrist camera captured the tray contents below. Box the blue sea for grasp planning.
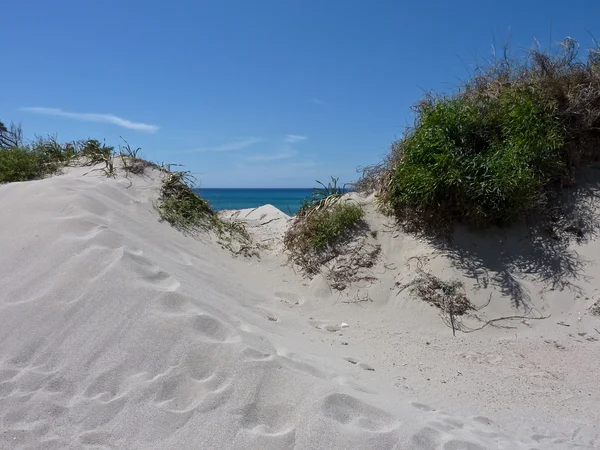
[194,188,314,215]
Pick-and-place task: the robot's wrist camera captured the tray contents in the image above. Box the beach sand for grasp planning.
[1,165,598,449]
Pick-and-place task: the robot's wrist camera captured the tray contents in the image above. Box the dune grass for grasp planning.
[284,178,366,276]
[301,202,364,250]
[0,124,253,255]
[0,137,75,183]
[291,176,363,250]
[357,38,600,230]
[155,169,216,232]
[154,167,256,256]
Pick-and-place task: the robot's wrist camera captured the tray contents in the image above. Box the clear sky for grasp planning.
[1,1,598,187]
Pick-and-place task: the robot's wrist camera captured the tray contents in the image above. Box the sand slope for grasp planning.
[0,167,598,449]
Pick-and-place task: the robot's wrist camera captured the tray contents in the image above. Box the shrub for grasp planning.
[387,87,564,226]
[360,38,600,230]
[0,147,49,182]
[0,136,73,183]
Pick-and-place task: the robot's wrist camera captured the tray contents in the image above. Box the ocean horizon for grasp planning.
[194,188,314,215]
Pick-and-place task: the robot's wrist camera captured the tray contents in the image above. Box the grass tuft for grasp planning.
[284,179,370,284]
[154,167,257,257]
[155,170,215,233]
[304,202,365,249]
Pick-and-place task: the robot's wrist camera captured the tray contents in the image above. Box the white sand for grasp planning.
[0,166,598,449]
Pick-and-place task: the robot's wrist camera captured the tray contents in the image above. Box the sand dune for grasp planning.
[1,167,598,449]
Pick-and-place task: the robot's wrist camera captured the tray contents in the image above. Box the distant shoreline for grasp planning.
[193,187,314,215]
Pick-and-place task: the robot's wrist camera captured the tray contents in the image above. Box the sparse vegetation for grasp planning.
[284,178,377,288]
[155,169,215,232]
[297,176,346,217]
[79,139,114,166]
[0,121,253,256]
[399,271,475,335]
[285,198,365,270]
[358,38,600,231]
[118,138,156,176]
[154,167,256,257]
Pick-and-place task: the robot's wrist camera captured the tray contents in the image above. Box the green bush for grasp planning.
[363,38,600,229]
[0,138,73,183]
[388,88,564,225]
[0,147,49,182]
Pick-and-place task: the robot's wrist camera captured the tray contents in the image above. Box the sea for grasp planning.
[193,188,314,215]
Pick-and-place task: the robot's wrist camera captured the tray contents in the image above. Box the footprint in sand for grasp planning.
[321,393,398,432]
[188,313,238,343]
[153,371,232,413]
[121,250,180,291]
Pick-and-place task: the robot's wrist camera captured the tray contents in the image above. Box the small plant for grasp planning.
[155,169,215,233]
[399,270,475,335]
[306,202,364,249]
[154,166,256,256]
[590,299,600,316]
[80,139,114,166]
[119,137,141,159]
[285,199,365,271]
[285,177,371,285]
[102,155,117,178]
[297,177,347,218]
[118,138,156,183]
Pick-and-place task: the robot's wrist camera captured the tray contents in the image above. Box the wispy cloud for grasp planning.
[284,134,307,144]
[311,98,326,106]
[244,134,306,162]
[245,149,298,162]
[21,107,159,132]
[182,137,263,153]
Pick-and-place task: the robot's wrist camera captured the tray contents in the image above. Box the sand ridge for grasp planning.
[0,166,598,449]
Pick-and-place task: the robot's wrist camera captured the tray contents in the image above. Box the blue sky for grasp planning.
[1,1,598,187]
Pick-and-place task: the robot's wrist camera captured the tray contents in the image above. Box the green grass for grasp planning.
[358,38,600,230]
[305,202,364,249]
[284,186,365,274]
[0,147,52,182]
[0,133,120,184]
[387,88,564,226]
[154,168,256,256]
[155,170,215,233]
[80,139,114,165]
[0,138,72,183]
